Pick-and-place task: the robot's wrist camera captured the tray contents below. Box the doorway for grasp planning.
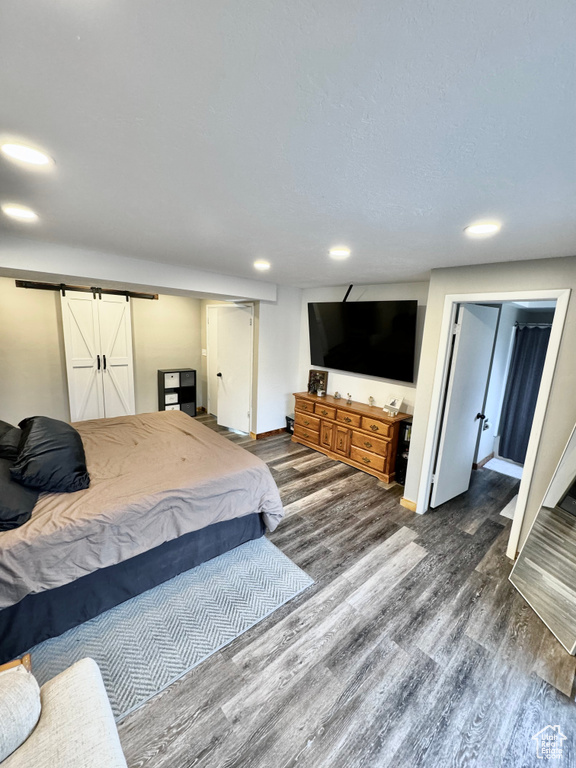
[416,289,570,559]
[206,304,254,433]
[431,300,555,510]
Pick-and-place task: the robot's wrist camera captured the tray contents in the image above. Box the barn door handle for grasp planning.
[476,412,485,420]
[217,372,222,378]
[103,354,107,371]
[97,355,101,370]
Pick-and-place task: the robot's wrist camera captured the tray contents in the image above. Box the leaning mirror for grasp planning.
[510,423,576,653]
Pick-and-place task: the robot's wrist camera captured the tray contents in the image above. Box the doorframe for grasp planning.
[415,288,571,559]
[206,302,255,433]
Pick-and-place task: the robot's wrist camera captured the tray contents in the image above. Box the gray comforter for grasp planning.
[0,411,284,609]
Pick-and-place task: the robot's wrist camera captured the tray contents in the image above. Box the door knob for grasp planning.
[476,412,486,420]
[217,372,222,377]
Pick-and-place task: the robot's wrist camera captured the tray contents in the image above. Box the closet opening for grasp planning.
[415,288,570,559]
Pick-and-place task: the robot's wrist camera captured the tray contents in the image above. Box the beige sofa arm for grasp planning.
[3,658,127,768]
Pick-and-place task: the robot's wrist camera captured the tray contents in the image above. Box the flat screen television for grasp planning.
[308,300,418,383]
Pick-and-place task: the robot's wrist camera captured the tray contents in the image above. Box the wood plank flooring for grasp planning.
[118,418,576,768]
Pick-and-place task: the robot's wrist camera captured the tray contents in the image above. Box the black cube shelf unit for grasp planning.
[394,420,412,485]
[158,368,197,417]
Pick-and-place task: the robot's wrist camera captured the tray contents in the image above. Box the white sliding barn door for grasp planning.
[98,295,136,418]
[61,292,105,421]
[61,291,135,421]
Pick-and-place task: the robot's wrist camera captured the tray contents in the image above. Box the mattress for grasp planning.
[0,411,284,609]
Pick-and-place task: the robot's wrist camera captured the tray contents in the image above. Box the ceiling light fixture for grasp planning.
[464,222,501,237]
[1,203,39,222]
[1,143,53,167]
[253,259,270,271]
[329,246,351,260]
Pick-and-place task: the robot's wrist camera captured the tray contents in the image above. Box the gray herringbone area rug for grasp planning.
[29,537,313,720]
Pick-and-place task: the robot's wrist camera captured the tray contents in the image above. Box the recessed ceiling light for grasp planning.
[1,203,39,222]
[464,222,501,237]
[329,246,351,260]
[253,259,270,271]
[1,143,53,167]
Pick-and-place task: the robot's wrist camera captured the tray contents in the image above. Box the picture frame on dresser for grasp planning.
[307,369,328,395]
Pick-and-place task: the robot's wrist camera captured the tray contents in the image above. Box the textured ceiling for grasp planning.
[0,1,574,288]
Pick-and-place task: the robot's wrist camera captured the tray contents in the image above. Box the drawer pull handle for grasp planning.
[321,410,328,415]
[370,425,379,432]
[304,420,309,425]
[344,417,352,423]
[364,441,372,448]
[362,457,371,464]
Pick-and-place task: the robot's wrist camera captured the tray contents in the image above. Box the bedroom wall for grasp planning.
[0,276,70,424]
[255,285,302,434]
[131,295,202,413]
[0,277,203,421]
[296,282,429,415]
[403,255,576,553]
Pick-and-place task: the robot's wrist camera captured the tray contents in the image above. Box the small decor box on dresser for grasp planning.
[292,392,411,483]
[158,369,197,416]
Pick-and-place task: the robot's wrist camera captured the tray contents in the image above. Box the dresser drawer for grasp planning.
[315,403,336,419]
[350,446,385,473]
[295,398,314,413]
[295,412,320,431]
[361,416,391,438]
[351,432,389,458]
[294,424,319,443]
[337,410,361,428]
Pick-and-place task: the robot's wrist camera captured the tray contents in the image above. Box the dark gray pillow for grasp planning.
[0,421,21,461]
[10,416,90,493]
[0,458,38,531]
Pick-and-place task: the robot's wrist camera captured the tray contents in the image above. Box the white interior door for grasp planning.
[206,306,219,416]
[209,304,253,432]
[61,291,105,421]
[430,304,499,507]
[98,295,136,418]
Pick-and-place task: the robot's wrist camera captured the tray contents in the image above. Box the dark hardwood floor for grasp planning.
[118,418,576,767]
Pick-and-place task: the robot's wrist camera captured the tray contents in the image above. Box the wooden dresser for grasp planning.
[292,392,411,483]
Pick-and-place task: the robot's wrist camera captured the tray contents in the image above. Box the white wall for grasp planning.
[0,276,69,425]
[0,276,202,422]
[131,295,202,413]
[403,256,576,553]
[255,286,302,433]
[0,235,277,302]
[296,283,429,414]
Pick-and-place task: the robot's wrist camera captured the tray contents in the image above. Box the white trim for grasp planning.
[414,288,571,561]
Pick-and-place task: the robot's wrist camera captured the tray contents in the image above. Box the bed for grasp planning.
[0,411,284,663]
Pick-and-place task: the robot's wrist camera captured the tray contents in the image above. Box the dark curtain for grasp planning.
[499,326,551,464]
